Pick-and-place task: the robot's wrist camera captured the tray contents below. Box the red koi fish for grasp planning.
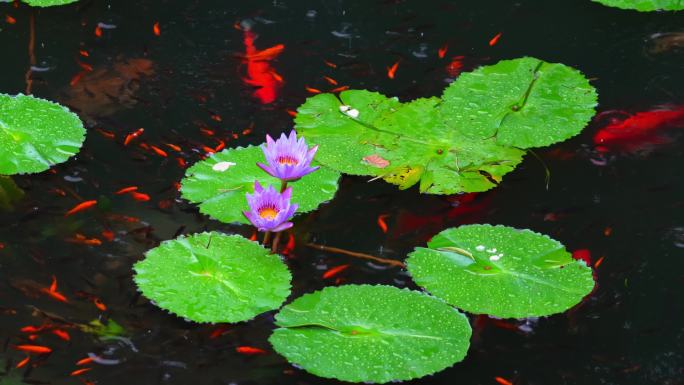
[14,345,52,354]
[593,105,684,153]
[236,346,267,355]
[240,27,284,104]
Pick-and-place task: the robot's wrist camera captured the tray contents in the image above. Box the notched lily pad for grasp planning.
[441,57,598,148]
[296,90,525,194]
[407,224,595,318]
[134,232,291,323]
[180,146,340,224]
[295,57,596,194]
[592,0,684,11]
[270,285,472,383]
[0,94,86,175]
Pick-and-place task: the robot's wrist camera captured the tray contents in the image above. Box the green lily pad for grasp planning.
[295,90,525,194]
[180,146,340,224]
[0,94,86,175]
[134,232,291,323]
[270,285,471,383]
[440,57,598,148]
[592,0,684,11]
[406,224,595,318]
[21,0,79,7]
[295,57,596,194]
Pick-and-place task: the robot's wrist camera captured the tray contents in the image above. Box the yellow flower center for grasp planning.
[277,155,299,165]
[258,206,278,220]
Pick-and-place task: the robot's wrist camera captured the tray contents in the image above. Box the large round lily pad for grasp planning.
[133,232,291,323]
[0,94,85,175]
[180,146,340,224]
[21,0,79,7]
[440,57,598,148]
[406,224,595,318]
[270,285,472,383]
[592,0,684,11]
[296,90,525,194]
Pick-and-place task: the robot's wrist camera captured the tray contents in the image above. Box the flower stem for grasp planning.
[263,231,272,246]
[305,243,405,268]
[271,231,282,254]
[280,180,288,193]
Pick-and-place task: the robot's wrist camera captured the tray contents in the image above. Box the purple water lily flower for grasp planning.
[257,130,320,181]
[243,181,298,232]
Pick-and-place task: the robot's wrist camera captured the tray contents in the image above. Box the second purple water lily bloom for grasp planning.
[243,181,298,232]
[257,130,319,181]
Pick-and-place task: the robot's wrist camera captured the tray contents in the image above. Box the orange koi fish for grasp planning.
[124,128,144,146]
[70,368,92,376]
[236,346,267,355]
[66,234,102,246]
[323,76,338,85]
[150,145,168,157]
[14,345,52,354]
[115,186,138,195]
[65,200,98,216]
[241,28,284,104]
[15,356,30,368]
[165,143,182,152]
[323,264,350,279]
[330,85,350,93]
[593,106,684,153]
[52,329,71,341]
[305,86,321,94]
[489,32,502,46]
[438,43,448,58]
[377,214,389,233]
[387,60,400,79]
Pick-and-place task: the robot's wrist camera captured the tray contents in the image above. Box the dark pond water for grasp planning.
[1,0,683,384]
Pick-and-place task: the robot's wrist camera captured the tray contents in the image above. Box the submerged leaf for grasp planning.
[592,0,684,11]
[0,94,85,175]
[0,176,24,211]
[270,285,471,383]
[180,146,340,224]
[134,232,291,323]
[407,224,595,318]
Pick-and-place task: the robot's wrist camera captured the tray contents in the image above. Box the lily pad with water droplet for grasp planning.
[440,57,598,148]
[296,90,525,194]
[180,145,340,224]
[270,285,472,383]
[21,0,78,6]
[133,232,291,323]
[294,57,596,194]
[407,224,595,318]
[592,0,684,11]
[0,94,85,175]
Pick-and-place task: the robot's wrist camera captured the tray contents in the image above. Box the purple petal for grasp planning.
[271,222,293,232]
[257,162,277,178]
[243,210,258,226]
[253,180,264,193]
